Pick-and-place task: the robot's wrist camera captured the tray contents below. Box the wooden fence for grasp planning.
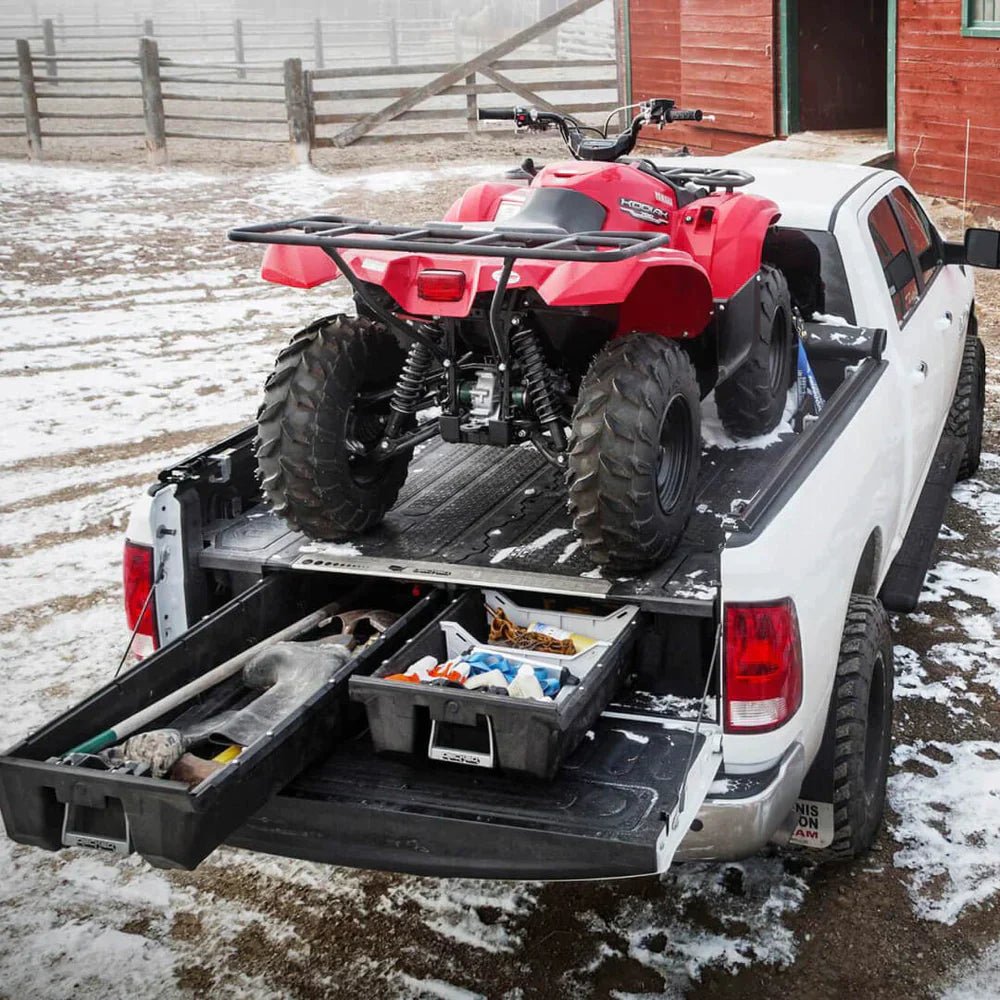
[0,0,619,165]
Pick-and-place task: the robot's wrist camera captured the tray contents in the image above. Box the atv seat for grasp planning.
[497,188,607,235]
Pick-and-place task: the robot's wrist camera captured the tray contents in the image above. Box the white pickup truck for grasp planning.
[0,160,991,877]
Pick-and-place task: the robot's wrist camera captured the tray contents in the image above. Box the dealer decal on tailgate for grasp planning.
[790,799,835,848]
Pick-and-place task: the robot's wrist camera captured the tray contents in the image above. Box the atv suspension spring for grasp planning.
[390,341,434,415]
[511,327,567,452]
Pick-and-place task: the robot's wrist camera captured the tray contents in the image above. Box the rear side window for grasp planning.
[868,197,919,323]
[764,228,856,324]
[890,187,943,287]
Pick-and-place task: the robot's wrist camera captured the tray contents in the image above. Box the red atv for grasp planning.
[230,99,794,570]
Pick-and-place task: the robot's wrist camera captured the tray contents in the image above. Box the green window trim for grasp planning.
[963,0,1000,37]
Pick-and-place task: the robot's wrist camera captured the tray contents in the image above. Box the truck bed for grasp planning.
[200,435,790,614]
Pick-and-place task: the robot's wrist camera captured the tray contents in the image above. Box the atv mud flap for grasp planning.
[229,716,723,880]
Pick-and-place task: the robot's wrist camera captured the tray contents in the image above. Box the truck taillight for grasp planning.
[724,600,802,732]
[123,541,158,656]
[417,269,466,302]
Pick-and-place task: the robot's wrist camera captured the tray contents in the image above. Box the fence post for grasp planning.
[42,17,56,84]
[233,18,246,80]
[313,18,324,70]
[388,18,398,65]
[138,37,168,167]
[465,72,478,134]
[283,57,312,165]
[17,39,42,161]
[144,18,154,37]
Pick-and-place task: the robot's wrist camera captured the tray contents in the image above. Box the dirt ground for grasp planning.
[0,139,998,1000]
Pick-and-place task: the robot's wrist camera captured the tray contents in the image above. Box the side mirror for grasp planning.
[965,228,1000,269]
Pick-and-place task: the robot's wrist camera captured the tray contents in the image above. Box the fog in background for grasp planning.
[0,0,568,25]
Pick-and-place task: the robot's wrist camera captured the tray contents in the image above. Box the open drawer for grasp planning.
[0,574,443,869]
[350,588,640,780]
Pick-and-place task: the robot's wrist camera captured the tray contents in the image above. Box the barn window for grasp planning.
[963,0,1000,36]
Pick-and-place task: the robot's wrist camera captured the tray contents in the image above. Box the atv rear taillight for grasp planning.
[724,600,802,732]
[123,540,158,656]
[417,269,466,302]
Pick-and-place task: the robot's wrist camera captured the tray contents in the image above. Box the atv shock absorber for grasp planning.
[510,326,567,453]
[384,340,434,439]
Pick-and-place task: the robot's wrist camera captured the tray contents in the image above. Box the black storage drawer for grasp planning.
[350,589,640,781]
[0,574,443,869]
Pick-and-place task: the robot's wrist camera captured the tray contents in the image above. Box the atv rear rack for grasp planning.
[228,215,671,263]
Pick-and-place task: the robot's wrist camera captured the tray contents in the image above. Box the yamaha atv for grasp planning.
[229,99,795,570]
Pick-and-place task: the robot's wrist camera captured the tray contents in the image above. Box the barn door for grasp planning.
[678,0,776,142]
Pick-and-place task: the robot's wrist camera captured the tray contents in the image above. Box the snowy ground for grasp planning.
[1,158,999,999]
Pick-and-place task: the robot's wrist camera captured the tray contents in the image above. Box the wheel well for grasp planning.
[851,529,883,596]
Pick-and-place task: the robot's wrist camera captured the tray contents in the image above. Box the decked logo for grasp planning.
[619,197,670,225]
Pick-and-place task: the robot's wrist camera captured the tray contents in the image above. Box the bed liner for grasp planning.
[200,435,792,614]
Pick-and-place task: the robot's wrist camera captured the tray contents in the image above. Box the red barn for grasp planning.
[615,0,1000,215]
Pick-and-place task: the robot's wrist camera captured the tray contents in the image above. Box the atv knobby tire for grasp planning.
[255,315,410,539]
[810,595,894,861]
[714,264,795,439]
[947,328,986,481]
[567,332,701,570]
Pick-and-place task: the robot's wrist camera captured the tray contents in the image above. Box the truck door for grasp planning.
[860,190,949,527]
[887,186,971,431]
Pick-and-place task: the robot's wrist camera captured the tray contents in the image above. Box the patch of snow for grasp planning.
[893,644,973,708]
[379,880,538,955]
[700,389,796,451]
[489,528,570,565]
[951,477,1000,530]
[398,976,486,1000]
[611,729,650,745]
[889,740,1000,924]
[299,541,362,558]
[920,561,1000,611]
[937,941,1000,1000]
[556,538,583,564]
[811,312,852,327]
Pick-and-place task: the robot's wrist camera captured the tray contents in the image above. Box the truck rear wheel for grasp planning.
[255,315,411,539]
[567,333,701,570]
[810,595,894,861]
[947,329,986,481]
[714,265,795,439]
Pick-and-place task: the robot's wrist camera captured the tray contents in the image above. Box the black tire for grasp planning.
[714,264,795,439]
[567,333,701,570]
[813,595,895,861]
[255,314,411,539]
[947,329,986,481]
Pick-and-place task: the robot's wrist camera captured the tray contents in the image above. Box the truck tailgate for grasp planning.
[229,715,723,880]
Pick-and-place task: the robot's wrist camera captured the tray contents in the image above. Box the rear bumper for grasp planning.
[674,742,806,862]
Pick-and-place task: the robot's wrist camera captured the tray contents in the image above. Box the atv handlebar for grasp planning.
[667,108,703,122]
[479,98,708,162]
[478,107,518,121]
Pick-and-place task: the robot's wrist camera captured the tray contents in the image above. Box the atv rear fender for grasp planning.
[261,244,340,288]
[674,193,781,300]
[443,181,522,224]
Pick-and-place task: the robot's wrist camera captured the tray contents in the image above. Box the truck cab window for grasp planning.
[869,197,919,323]
[890,187,943,288]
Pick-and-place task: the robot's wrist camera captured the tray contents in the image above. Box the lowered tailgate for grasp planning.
[229,714,723,880]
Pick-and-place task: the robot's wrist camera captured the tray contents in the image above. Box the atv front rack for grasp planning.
[228,215,671,263]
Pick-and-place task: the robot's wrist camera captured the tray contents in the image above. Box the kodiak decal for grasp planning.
[618,197,670,225]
